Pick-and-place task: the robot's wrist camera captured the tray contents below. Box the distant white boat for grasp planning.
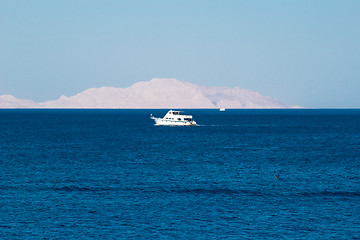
[219,108,226,111]
[150,110,197,126]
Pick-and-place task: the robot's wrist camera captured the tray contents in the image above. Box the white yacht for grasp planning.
[150,110,197,126]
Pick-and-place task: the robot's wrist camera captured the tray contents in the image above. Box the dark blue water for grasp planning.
[1,109,360,239]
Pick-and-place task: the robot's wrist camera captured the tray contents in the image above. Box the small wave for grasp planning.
[0,225,12,229]
[0,185,19,191]
[203,124,244,127]
[167,187,360,199]
[1,185,119,193]
[168,187,260,196]
[54,186,93,192]
[301,190,360,198]
[179,188,238,195]
[53,186,116,192]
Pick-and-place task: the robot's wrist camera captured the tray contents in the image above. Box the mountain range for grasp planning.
[0,78,290,108]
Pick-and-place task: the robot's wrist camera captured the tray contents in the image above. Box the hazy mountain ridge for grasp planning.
[0,78,289,108]
[0,95,37,108]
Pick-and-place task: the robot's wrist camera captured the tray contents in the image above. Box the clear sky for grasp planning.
[0,0,359,107]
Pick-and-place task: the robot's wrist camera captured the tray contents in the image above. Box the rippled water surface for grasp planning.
[1,109,360,239]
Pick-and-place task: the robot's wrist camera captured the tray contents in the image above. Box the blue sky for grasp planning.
[0,0,359,107]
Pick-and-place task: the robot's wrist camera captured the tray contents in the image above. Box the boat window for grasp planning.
[178,118,181,121]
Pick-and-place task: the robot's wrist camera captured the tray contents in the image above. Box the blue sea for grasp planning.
[1,109,360,239]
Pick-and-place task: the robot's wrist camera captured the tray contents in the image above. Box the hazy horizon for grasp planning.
[1,1,359,108]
